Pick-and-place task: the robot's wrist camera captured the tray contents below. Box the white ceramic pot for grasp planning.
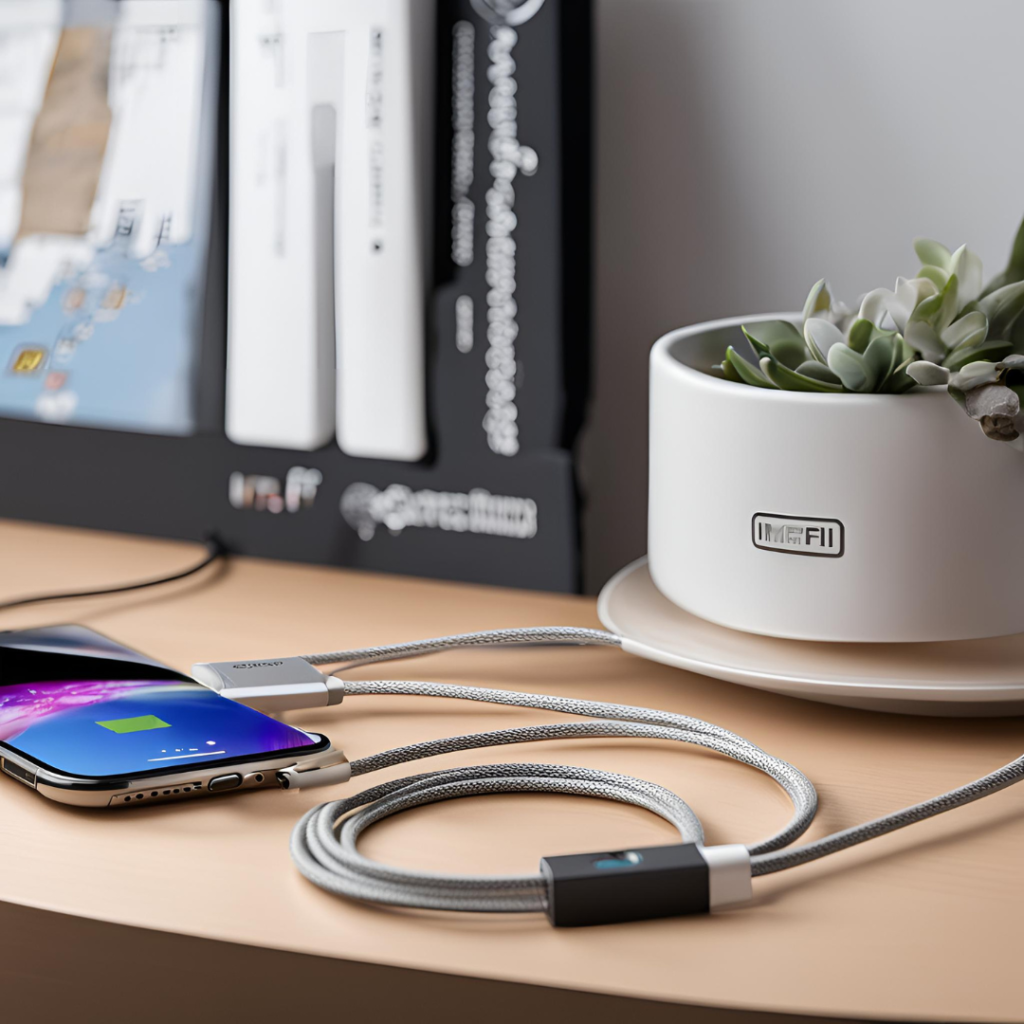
[649,314,1024,643]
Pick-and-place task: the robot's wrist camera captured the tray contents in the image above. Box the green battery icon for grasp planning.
[95,715,171,734]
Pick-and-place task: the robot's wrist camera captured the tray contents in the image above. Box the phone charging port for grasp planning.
[2,758,37,788]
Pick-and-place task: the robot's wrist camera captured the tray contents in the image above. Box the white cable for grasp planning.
[301,626,621,669]
[282,628,1024,915]
[291,676,814,911]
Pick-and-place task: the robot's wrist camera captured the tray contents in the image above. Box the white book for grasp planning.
[227,0,432,458]
[334,0,433,462]
[226,1,337,451]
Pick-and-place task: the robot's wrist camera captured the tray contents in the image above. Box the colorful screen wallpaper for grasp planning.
[0,626,319,778]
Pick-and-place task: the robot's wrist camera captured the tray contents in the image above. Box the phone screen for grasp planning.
[0,626,322,778]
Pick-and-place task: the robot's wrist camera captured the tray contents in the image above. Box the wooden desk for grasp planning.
[1,520,1021,1023]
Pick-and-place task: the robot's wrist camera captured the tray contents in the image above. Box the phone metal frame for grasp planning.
[0,735,344,808]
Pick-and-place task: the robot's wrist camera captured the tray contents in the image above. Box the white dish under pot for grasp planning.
[648,314,1024,644]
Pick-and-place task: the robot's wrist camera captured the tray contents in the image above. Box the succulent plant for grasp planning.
[718,280,918,394]
[715,215,1024,447]
[907,354,1024,449]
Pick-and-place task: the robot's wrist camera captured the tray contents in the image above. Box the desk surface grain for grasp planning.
[0,520,1021,1022]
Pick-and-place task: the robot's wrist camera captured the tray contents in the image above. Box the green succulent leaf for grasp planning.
[885,356,919,393]
[904,320,945,362]
[741,320,803,359]
[914,238,952,270]
[936,273,959,332]
[981,214,1024,297]
[723,346,775,388]
[858,288,890,327]
[949,245,983,306]
[728,224,1024,432]
[827,343,875,392]
[978,279,1024,338]
[863,335,895,388]
[717,355,743,383]
[1009,314,1024,356]
[943,340,1013,372]
[795,359,842,385]
[911,273,959,334]
[769,335,809,370]
[1006,215,1024,278]
[801,279,831,325]
[846,317,874,354]
[760,355,842,392]
[917,265,948,290]
[983,271,1010,298]
[949,360,1002,391]
[906,360,951,386]
[887,334,905,380]
[911,294,941,326]
[803,317,844,363]
[887,277,934,333]
[941,310,988,352]
[869,325,900,344]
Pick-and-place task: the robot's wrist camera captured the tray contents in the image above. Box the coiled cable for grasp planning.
[289,628,1024,913]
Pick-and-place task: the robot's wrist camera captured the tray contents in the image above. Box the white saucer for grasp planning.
[597,558,1024,716]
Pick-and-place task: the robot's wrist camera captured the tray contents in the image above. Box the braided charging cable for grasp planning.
[301,626,621,669]
[289,628,1024,911]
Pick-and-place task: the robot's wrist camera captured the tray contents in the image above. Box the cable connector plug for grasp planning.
[276,751,352,791]
[540,843,751,927]
[191,657,344,713]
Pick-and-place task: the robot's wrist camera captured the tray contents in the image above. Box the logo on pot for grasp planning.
[752,514,844,558]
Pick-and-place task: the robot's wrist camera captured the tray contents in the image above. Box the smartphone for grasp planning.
[0,625,338,808]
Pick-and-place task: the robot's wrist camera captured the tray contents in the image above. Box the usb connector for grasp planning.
[191,657,343,712]
[540,843,752,927]
[275,751,351,790]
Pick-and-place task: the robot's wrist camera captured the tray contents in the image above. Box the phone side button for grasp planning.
[209,774,243,793]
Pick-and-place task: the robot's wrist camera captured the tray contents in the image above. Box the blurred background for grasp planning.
[1,0,1022,594]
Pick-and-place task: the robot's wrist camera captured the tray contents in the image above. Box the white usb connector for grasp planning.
[191,657,343,713]
[276,750,352,790]
[192,659,350,791]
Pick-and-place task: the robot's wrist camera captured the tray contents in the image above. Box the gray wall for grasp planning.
[580,0,1024,591]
